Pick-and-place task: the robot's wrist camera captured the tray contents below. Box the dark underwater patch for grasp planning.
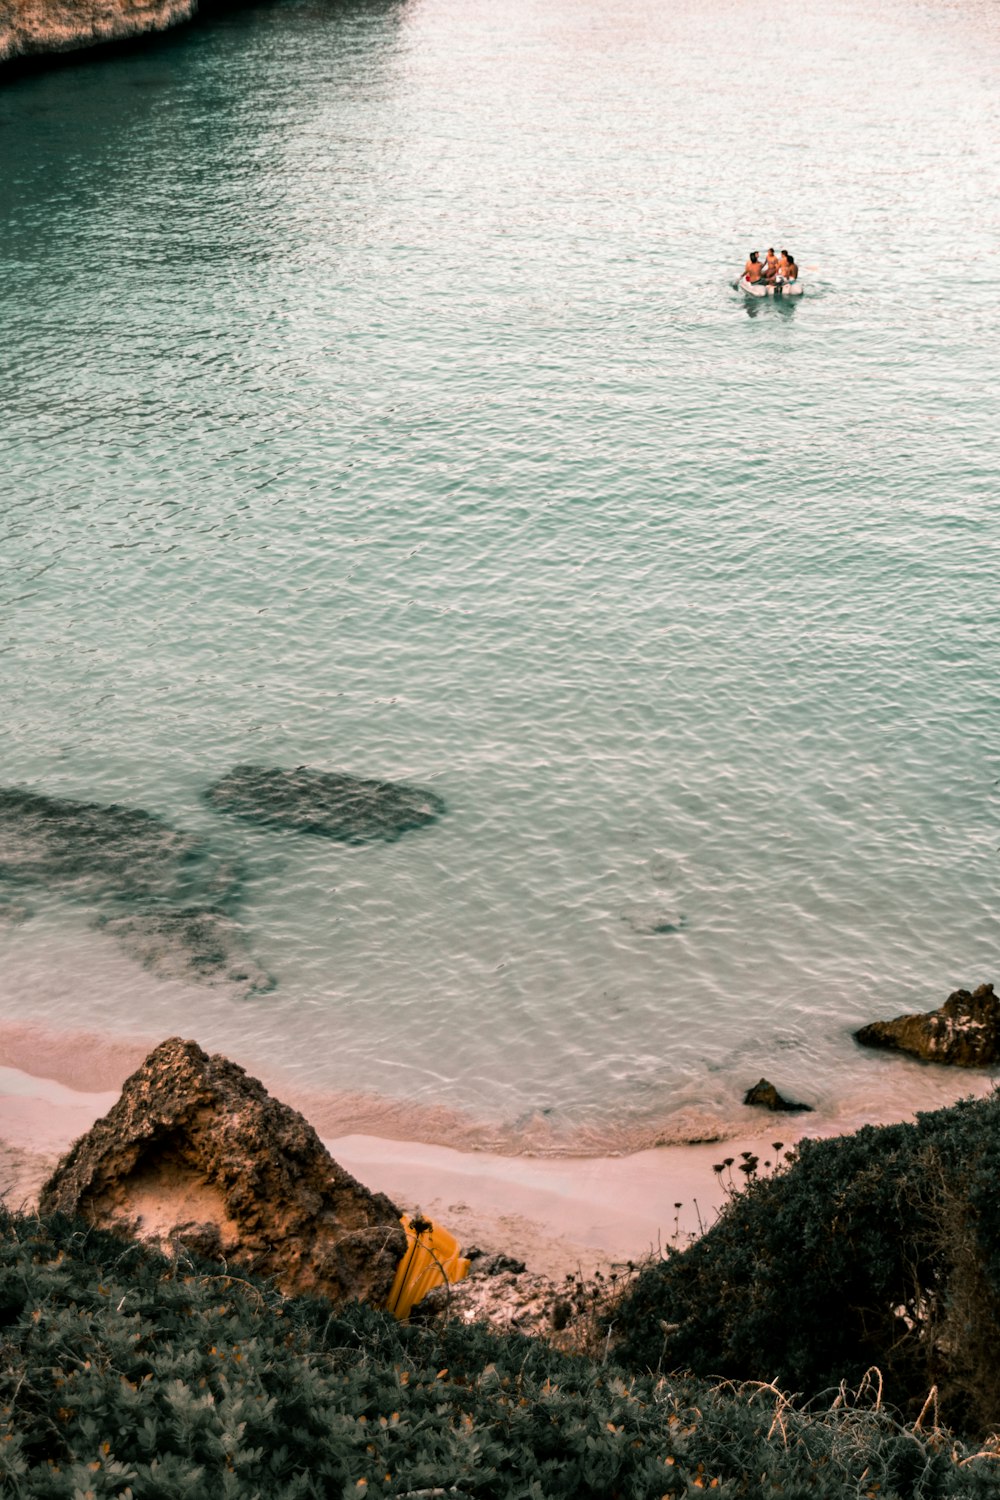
[0,785,213,904]
[203,764,446,844]
[93,907,275,999]
[0,784,268,996]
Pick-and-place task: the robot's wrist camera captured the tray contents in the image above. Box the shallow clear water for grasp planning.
[1,0,999,1151]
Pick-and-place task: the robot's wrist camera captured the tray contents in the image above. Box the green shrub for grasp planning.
[0,1206,999,1497]
[614,1092,1000,1434]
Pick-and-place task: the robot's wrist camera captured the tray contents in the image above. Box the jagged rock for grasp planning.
[854,983,1000,1067]
[0,785,233,907]
[204,764,446,844]
[480,1253,527,1277]
[0,0,197,65]
[93,908,275,998]
[743,1078,813,1113]
[39,1038,406,1306]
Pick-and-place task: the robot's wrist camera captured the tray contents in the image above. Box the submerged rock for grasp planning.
[620,904,687,936]
[204,764,446,844]
[0,786,265,992]
[0,0,197,65]
[39,1037,406,1306]
[0,784,224,906]
[94,907,275,999]
[743,1078,813,1113]
[854,983,1000,1067]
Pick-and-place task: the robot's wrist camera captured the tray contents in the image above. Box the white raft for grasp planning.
[738,275,804,298]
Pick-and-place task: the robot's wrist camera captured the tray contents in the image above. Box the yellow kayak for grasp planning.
[386,1213,471,1320]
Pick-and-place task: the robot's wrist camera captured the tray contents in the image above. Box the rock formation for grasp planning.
[854,983,1000,1067]
[93,907,275,998]
[743,1078,813,1113]
[40,1038,406,1306]
[0,0,197,64]
[204,764,447,844]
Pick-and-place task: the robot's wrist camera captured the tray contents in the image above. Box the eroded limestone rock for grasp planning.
[0,0,197,65]
[854,983,1000,1067]
[93,908,275,998]
[204,764,446,844]
[39,1037,405,1305]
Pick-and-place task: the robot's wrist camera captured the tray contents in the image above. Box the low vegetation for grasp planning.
[2,1194,1000,1499]
[615,1092,1000,1439]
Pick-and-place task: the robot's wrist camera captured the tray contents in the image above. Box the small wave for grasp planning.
[0,1018,750,1155]
[2,1019,996,1162]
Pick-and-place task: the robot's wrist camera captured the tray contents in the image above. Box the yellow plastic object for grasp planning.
[386,1213,471,1320]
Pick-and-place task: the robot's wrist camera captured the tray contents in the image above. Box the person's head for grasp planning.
[749,250,759,263]
[768,247,775,256]
[787,252,796,265]
[780,248,788,257]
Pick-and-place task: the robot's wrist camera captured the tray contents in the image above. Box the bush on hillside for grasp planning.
[1,1206,998,1497]
[614,1091,1000,1435]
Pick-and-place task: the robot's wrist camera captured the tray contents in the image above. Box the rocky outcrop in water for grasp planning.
[0,0,196,64]
[93,907,275,998]
[40,1037,406,1305]
[205,764,447,844]
[743,1077,813,1113]
[854,983,1000,1067]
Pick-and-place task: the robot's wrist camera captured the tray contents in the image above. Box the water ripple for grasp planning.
[0,0,998,1149]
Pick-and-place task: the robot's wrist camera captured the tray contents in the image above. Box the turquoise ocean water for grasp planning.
[1,0,998,1152]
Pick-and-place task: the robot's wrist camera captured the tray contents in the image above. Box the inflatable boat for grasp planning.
[739,275,804,298]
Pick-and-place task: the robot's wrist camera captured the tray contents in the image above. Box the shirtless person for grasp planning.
[778,249,791,279]
[744,250,763,283]
[763,248,780,282]
[783,252,798,281]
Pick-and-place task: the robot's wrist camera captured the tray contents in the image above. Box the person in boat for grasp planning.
[783,252,798,281]
[763,248,780,282]
[778,249,791,278]
[744,250,763,283]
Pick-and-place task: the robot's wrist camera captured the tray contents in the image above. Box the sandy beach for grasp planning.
[0,1049,828,1278]
[3,1018,994,1280]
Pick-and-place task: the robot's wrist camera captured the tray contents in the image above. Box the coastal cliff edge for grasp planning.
[0,0,198,64]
